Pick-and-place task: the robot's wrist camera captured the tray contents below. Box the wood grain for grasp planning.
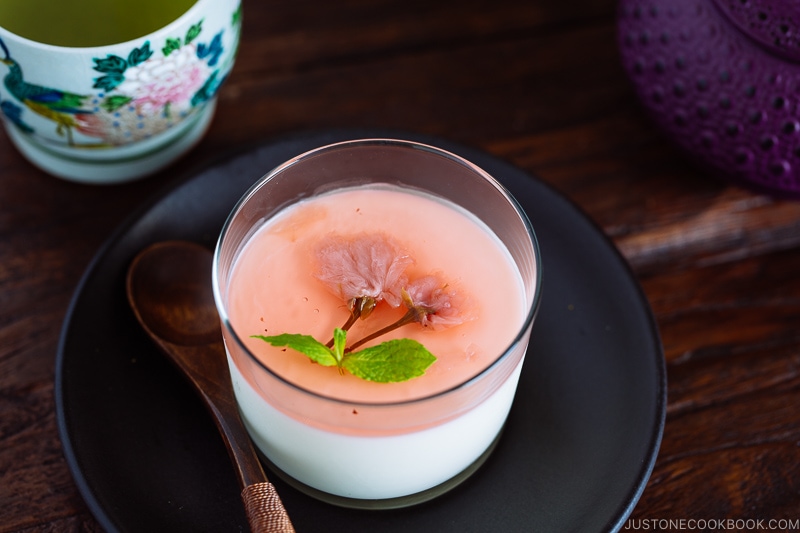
[1,0,799,530]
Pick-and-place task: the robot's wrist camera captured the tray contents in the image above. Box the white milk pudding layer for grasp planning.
[228,351,526,500]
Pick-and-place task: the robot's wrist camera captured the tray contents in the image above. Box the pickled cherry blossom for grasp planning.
[347,273,471,352]
[313,232,471,352]
[313,233,413,324]
[401,275,468,329]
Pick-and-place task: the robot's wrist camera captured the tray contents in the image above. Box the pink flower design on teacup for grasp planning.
[116,45,211,116]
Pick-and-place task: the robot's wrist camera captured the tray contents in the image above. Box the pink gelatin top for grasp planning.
[226,184,528,403]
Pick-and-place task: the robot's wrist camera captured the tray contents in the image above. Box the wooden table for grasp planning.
[2,0,799,531]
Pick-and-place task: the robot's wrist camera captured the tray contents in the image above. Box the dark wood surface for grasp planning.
[2,0,799,531]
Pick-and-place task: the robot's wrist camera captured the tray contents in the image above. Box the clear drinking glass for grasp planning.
[213,139,541,509]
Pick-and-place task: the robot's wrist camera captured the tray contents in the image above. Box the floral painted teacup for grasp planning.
[0,0,241,184]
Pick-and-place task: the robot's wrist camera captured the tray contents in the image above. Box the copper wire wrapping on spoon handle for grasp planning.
[242,482,296,533]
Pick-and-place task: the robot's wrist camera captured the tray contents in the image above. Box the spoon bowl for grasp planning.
[127,241,220,346]
[126,240,295,533]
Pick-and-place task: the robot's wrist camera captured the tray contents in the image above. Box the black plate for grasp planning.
[56,130,666,533]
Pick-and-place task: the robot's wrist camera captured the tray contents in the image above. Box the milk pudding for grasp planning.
[214,140,539,508]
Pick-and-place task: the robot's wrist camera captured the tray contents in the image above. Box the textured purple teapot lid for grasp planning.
[714,0,800,62]
[618,0,800,197]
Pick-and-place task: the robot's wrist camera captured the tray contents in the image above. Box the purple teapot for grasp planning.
[618,0,800,197]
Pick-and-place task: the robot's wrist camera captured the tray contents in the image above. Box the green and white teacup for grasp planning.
[0,0,241,183]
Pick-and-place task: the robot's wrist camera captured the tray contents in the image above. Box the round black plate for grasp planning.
[56,130,666,533]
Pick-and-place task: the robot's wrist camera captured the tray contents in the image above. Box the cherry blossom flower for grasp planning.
[346,273,472,352]
[401,275,469,329]
[313,232,413,323]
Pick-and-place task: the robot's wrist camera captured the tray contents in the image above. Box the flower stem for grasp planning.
[326,301,363,347]
[346,309,417,352]
[339,312,360,333]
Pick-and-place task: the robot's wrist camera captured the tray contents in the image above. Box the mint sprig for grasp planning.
[252,332,340,368]
[252,328,436,383]
[342,338,436,382]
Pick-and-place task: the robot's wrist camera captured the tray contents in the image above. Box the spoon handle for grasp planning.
[242,482,296,533]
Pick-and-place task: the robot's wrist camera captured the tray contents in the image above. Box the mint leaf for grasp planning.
[343,339,436,383]
[252,330,436,383]
[332,328,348,362]
[252,334,338,367]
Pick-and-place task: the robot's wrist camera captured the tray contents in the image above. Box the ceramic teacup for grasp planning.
[0,0,241,184]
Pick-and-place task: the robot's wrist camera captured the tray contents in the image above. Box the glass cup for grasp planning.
[0,0,241,184]
[213,139,541,509]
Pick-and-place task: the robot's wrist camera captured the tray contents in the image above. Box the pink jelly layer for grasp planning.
[227,184,527,403]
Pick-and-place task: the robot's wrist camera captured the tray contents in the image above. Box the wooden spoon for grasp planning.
[126,240,295,533]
